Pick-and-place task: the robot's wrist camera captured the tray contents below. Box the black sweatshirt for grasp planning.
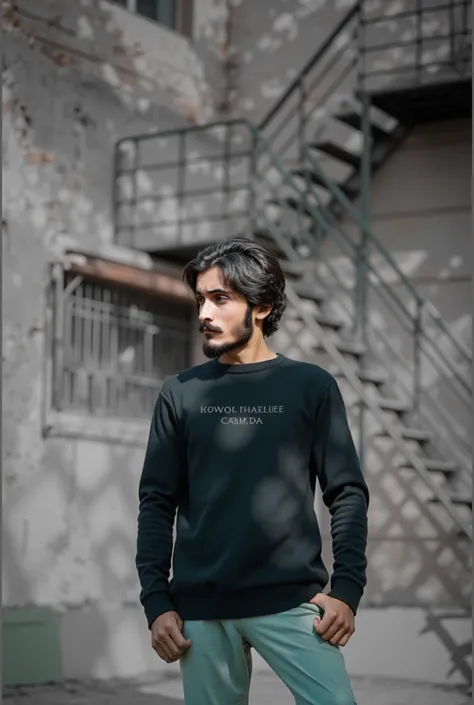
[136,353,369,628]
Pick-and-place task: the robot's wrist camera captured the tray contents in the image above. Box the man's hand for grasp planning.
[151,611,191,663]
[309,593,355,647]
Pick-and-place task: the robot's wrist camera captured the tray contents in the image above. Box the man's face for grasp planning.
[196,266,254,359]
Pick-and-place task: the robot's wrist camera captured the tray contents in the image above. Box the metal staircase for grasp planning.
[113,0,472,682]
[252,123,471,537]
[114,116,472,538]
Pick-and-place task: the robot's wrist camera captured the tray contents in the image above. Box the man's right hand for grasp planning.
[151,611,191,663]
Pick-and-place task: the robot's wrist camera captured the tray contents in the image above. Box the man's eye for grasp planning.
[216,296,228,303]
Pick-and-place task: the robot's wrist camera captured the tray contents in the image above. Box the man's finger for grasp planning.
[154,640,173,662]
[169,623,192,651]
[329,626,349,646]
[161,631,183,658]
[337,629,353,647]
[314,610,336,636]
[322,619,345,642]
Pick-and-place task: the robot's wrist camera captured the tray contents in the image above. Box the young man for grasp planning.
[136,237,369,705]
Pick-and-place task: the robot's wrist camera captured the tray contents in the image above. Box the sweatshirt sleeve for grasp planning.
[135,383,186,629]
[310,378,369,615]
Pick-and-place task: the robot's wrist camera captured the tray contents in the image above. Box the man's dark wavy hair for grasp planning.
[182,237,287,338]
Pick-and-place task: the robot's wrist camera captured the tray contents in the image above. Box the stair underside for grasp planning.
[365,77,472,125]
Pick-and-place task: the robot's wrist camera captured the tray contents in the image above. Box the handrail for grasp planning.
[115,118,251,146]
[298,158,472,408]
[113,115,471,533]
[304,149,473,369]
[295,222,471,474]
[247,123,471,448]
[258,3,359,130]
[256,209,471,537]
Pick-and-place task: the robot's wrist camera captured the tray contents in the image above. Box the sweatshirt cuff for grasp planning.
[143,592,177,630]
[328,579,363,615]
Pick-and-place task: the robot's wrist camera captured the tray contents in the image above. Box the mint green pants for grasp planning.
[179,602,357,705]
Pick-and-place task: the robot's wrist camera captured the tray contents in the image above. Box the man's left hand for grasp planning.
[309,593,355,647]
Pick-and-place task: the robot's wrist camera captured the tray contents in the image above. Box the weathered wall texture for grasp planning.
[2,0,227,676]
[2,0,471,688]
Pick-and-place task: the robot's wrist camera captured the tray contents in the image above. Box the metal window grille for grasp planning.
[52,270,193,419]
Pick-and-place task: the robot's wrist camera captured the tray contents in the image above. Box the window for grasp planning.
[111,0,193,37]
[49,267,193,420]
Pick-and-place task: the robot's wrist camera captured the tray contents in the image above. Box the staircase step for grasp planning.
[357,368,388,385]
[429,492,472,508]
[290,169,356,196]
[287,308,344,330]
[292,280,326,304]
[313,313,344,330]
[399,459,458,475]
[334,110,392,141]
[253,229,294,258]
[309,140,361,169]
[266,197,319,218]
[332,366,387,386]
[313,338,366,356]
[376,426,431,443]
[279,259,306,277]
[373,396,411,413]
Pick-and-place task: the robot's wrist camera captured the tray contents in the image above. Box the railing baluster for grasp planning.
[248,133,258,236]
[178,131,185,245]
[413,299,423,415]
[449,0,456,68]
[415,0,423,83]
[131,137,138,248]
[357,0,366,91]
[223,123,232,237]
[297,78,306,168]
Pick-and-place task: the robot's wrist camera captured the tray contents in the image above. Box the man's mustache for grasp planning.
[199,324,222,333]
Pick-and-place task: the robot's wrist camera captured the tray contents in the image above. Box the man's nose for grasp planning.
[198,300,213,322]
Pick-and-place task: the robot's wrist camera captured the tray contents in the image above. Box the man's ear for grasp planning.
[255,304,272,321]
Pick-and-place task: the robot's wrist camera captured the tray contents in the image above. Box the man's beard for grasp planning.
[201,305,254,359]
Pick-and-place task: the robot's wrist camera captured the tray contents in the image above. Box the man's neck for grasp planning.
[217,347,277,366]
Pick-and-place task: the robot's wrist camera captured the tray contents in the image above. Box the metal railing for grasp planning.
[112,0,472,527]
[114,120,254,250]
[299,147,472,475]
[113,117,471,471]
[140,117,472,537]
[51,269,192,418]
[358,0,472,92]
[258,4,359,170]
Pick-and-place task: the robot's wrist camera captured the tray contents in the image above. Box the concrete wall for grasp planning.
[2,0,226,686]
[2,0,471,690]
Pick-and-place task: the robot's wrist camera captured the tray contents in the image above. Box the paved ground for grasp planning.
[4,670,471,705]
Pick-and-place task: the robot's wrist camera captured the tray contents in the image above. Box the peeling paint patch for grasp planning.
[77,15,95,40]
[257,34,281,53]
[260,78,285,100]
[273,13,298,41]
[101,62,121,88]
[296,0,326,19]
[26,152,54,165]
